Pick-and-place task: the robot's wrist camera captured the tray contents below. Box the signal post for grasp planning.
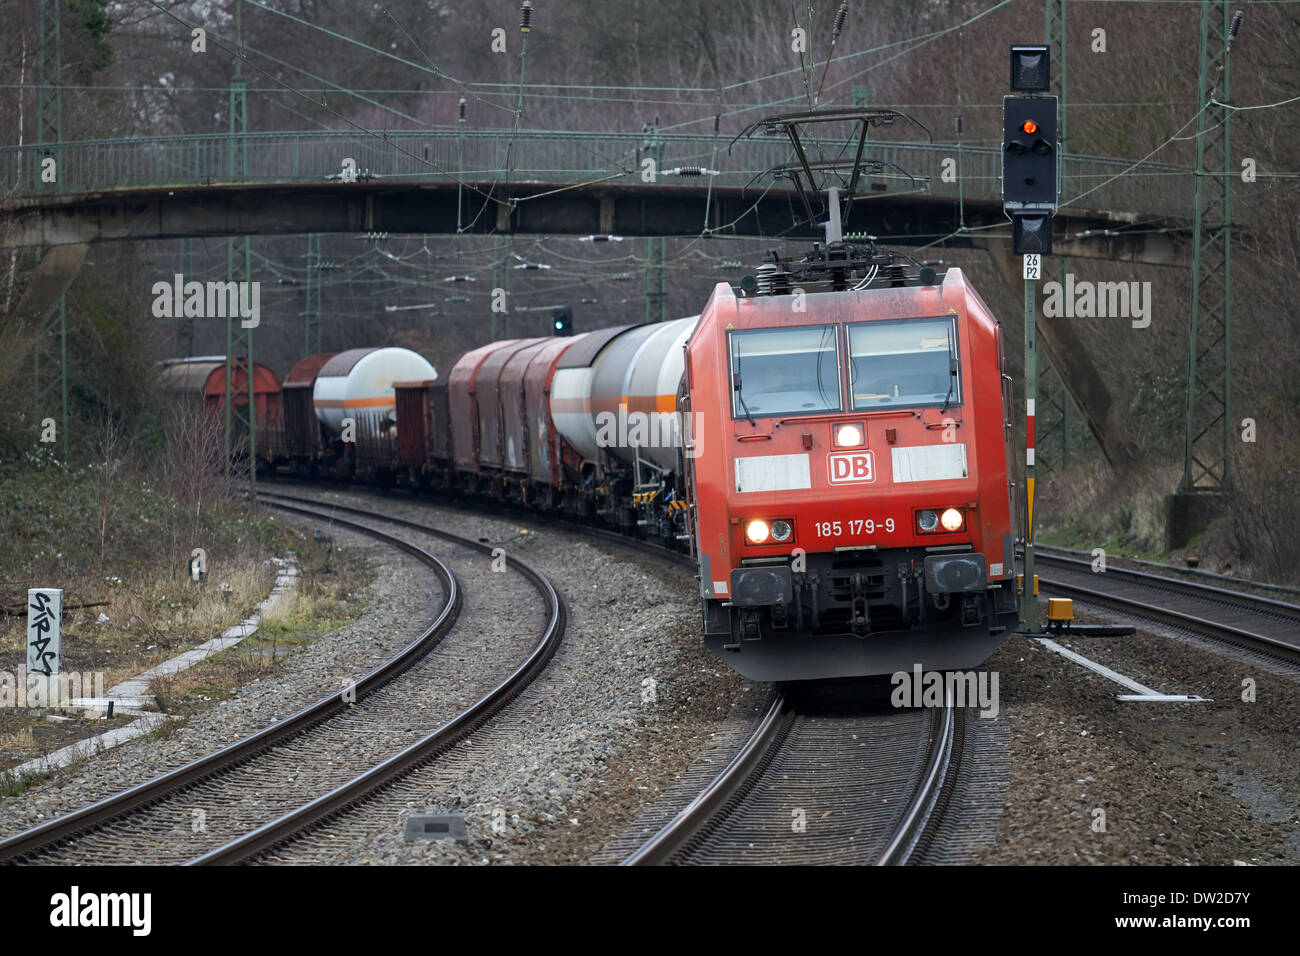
[1002,46,1059,633]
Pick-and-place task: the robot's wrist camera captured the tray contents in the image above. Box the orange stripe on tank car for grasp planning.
[313,396,398,409]
[550,395,676,415]
[596,394,678,415]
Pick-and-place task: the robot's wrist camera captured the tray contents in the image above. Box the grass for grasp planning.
[0,451,279,595]
[1036,459,1179,558]
[1036,445,1300,585]
[0,726,35,752]
[0,767,43,799]
[257,582,358,642]
[0,451,290,698]
[0,557,282,695]
[0,447,370,709]
[143,552,373,718]
[138,715,185,744]
[0,449,378,780]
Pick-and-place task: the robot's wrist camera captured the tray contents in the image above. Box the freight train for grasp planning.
[172,249,1020,681]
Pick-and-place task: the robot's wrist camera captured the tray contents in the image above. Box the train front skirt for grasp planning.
[700,547,1019,681]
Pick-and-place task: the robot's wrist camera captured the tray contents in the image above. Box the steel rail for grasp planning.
[0,499,461,863]
[186,491,566,864]
[1035,556,1300,666]
[1036,548,1300,617]
[1034,543,1300,599]
[875,700,957,866]
[620,692,791,866]
[265,484,975,868]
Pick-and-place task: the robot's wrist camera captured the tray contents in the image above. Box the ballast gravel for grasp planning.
[258,487,746,865]
[976,603,1300,865]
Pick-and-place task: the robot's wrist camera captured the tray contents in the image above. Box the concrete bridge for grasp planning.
[2,129,1188,265]
[2,127,1203,469]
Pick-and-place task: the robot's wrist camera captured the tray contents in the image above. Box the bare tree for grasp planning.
[160,395,236,577]
[2,31,28,318]
[93,414,132,566]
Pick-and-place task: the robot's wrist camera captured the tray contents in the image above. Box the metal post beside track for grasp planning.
[35,0,68,461]
[1022,256,1040,634]
[1003,44,1056,634]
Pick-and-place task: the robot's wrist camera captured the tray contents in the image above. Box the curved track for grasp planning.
[194,492,567,864]
[271,484,985,868]
[0,493,565,865]
[1035,547,1300,666]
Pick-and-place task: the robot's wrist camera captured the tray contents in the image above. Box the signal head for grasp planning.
[1009,45,1050,92]
[1002,96,1058,209]
[551,305,573,336]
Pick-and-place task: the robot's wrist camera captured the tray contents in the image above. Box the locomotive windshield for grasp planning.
[729,325,841,419]
[848,317,960,410]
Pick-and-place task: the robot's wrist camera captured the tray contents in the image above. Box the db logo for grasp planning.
[828,450,875,484]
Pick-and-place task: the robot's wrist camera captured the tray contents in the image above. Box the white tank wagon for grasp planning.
[313,347,437,435]
[603,317,696,476]
[549,325,637,464]
[576,316,698,474]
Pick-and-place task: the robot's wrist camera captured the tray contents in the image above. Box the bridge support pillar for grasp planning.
[2,242,85,402]
[992,253,1138,470]
[1165,491,1226,551]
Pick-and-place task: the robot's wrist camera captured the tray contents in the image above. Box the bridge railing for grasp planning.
[0,129,1191,219]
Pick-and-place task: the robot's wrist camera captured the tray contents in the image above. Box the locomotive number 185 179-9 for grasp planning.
[814,518,896,538]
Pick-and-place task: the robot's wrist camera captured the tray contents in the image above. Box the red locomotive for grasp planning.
[683,264,1019,680]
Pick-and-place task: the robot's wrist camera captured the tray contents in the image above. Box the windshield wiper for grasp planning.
[939,324,958,413]
[734,359,756,426]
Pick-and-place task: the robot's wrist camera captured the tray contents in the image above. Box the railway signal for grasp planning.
[1003,97,1058,254]
[551,305,573,336]
[1008,43,1050,91]
[1003,45,1059,256]
[1003,45,1061,634]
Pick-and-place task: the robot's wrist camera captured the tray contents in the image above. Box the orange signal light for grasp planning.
[1021,119,1039,135]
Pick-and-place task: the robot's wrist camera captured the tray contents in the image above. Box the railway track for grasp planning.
[621,692,966,865]
[1038,544,1300,598]
[1035,547,1300,667]
[268,484,997,867]
[0,493,565,865]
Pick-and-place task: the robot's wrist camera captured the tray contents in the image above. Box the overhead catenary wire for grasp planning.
[139,0,503,207]
[109,0,1288,340]
[0,84,1212,113]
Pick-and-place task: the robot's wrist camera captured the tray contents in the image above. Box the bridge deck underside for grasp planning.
[6,181,1181,265]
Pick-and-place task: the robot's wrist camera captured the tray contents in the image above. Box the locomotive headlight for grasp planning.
[745,519,771,544]
[940,507,965,532]
[835,423,865,447]
[770,520,793,543]
[917,509,939,532]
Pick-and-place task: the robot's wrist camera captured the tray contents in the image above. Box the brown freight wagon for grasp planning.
[272,353,335,462]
